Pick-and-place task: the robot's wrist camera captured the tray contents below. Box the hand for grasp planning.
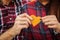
[13,13,33,34]
[42,15,59,29]
[0,13,33,40]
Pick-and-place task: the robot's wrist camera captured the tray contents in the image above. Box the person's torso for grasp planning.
[18,1,57,40]
[0,1,60,40]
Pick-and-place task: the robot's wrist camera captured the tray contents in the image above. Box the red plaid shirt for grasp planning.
[0,1,21,40]
[18,1,60,40]
[0,2,16,33]
[0,1,60,40]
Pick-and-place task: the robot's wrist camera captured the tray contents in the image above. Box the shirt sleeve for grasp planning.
[0,14,1,27]
[22,4,28,13]
[54,30,58,35]
[0,12,2,35]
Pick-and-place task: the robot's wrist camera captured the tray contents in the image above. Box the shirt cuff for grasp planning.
[54,30,59,35]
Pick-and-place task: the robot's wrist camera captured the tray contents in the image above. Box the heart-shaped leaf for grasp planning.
[30,15,41,27]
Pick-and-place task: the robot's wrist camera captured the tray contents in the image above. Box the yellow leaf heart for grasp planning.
[30,15,41,27]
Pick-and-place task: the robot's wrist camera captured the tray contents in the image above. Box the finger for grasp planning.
[20,24,29,28]
[42,15,56,20]
[16,18,27,21]
[21,19,31,24]
[15,20,29,28]
[15,16,31,24]
[25,14,33,20]
[19,13,33,20]
[19,21,28,25]
[26,18,31,24]
[48,25,57,28]
[20,18,31,24]
[19,13,27,17]
[42,18,57,23]
[15,20,27,24]
[44,21,58,25]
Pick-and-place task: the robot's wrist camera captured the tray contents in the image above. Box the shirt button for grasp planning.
[10,18,12,20]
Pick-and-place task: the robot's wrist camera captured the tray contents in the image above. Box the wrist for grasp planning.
[0,25,22,40]
[55,23,60,33]
[12,25,22,35]
[0,27,20,40]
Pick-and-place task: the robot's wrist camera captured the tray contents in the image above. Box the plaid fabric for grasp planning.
[0,1,21,40]
[21,0,31,6]
[0,1,60,40]
[18,1,60,40]
[0,1,16,34]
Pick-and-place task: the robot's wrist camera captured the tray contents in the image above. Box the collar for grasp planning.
[35,1,42,8]
[35,1,51,8]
